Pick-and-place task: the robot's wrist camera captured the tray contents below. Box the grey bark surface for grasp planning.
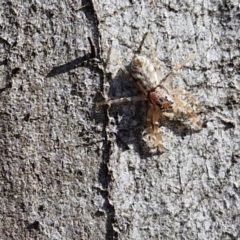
[0,0,239,239]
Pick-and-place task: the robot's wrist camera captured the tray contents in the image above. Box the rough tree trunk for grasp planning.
[0,0,239,239]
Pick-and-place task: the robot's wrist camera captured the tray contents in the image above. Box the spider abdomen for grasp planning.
[130,55,159,92]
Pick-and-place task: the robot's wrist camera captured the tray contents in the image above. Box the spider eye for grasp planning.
[164,95,173,105]
[156,103,164,110]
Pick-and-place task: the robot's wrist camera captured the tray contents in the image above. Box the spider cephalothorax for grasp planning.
[148,86,174,112]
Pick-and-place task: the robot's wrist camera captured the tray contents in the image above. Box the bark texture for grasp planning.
[0,0,239,239]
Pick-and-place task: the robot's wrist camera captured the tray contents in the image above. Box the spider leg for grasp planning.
[108,48,131,79]
[110,48,148,95]
[135,32,149,55]
[96,95,146,107]
[135,33,163,81]
[103,45,113,71]
[146,104,167,152]
[161,52,198,86]
[172,96,202,130]
[109,48,149,95]
[146,33,163,81]
[171,89,202,112]
[146,104,156,130]
[97,48,148,108]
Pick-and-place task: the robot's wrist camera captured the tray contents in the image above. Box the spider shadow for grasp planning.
[99,68,203,157]
[159,117,202,142]
[101,68,160,158]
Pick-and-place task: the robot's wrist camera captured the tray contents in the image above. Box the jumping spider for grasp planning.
[97,33,202,152]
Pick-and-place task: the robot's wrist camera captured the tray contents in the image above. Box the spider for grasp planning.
[97,33,202,152]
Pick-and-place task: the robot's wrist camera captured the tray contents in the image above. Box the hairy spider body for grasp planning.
[97,34,202,152]
[131,55,174,112]
[131,55,159,92]
[148,86,174,111]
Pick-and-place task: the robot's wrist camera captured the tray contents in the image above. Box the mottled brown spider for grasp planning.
[97,33,202,152]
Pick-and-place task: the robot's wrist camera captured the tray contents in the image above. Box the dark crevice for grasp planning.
[82,1,118,238]
[46,1,118,237]
[82,0,102,58]
[97,83,118,239]
[99,140,118,240]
